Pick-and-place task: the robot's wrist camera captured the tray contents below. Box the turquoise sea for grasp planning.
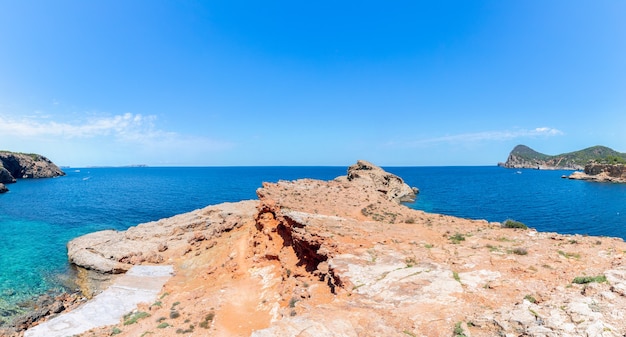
[1,166,625,321]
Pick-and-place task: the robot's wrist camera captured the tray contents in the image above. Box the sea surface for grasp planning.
[1,166,625,319]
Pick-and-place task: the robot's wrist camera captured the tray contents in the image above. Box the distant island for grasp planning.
[0,151,65,193]
[498,144,626,170]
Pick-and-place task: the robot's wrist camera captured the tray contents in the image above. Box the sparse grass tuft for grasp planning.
[157,322,170,329]
[449,233,466,244]
[558,250,580,259]
[176,325,195,334]
[453,322,467,337]
[572,275,607,284]
[452,271,461,283]
[199,311,215,329]
[486,244,500,252]
[289,297,298,308]
[124,312,150,326]
[524,294,537,303]
[511,247,528,255]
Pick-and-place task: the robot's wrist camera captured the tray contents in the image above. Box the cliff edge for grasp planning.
[0,151,65,193]
[20,161,626,337]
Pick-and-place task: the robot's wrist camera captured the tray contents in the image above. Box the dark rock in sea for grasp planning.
[0,183,7,194]
[0,167,15,184]
[0,151,65,183]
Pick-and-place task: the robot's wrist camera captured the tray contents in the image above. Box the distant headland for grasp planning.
[0,151,65,193]
[498,144,626,170]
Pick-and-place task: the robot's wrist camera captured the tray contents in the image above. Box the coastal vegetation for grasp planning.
[572,275,607,284]
[499,144,626,169]
[502,219,528,229]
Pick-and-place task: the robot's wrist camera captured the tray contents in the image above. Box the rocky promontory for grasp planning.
[0,151,65,193]
[569,163,626,183]
[499,144,626,170]
[21,160,626,337]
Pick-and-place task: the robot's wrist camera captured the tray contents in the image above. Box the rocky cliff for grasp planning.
[0,151,65,193]
[568,163,626,183]
[499,144,626,170]
[20,160,626,337]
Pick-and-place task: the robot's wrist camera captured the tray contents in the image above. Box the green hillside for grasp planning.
[500,145,626,169]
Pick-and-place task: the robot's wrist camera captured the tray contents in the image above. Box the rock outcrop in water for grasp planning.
[0,151,65,193]
[31,161,626,337]
[569,163,626,183]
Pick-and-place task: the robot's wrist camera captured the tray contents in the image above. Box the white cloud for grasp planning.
[397,127,564,147]
[0,113,233,163]
[0,113,156,139]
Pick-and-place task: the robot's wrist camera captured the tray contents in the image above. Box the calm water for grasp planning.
[1,166,625,318]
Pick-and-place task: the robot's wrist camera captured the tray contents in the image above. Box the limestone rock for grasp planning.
[45,160,626,337]
[336,159,418,203]
[67,200,258,274]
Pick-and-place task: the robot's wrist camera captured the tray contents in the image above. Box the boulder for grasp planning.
[0,183,7,194]
[337,159,418,203]
[0,167,16,184]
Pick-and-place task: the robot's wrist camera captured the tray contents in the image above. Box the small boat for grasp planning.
[516,171,522,174]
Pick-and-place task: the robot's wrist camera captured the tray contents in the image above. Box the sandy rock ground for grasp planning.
[16,161,626,337]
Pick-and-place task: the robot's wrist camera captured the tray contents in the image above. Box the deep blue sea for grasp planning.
[1,166,625,318]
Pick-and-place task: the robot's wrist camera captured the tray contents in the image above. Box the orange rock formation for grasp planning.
[55,161,626,336]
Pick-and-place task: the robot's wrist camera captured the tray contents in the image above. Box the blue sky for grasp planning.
[0,1,624,167]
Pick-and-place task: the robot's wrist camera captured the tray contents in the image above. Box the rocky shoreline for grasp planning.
[13,160,626,336]
[568,163,626,183]
[0,152,65,193]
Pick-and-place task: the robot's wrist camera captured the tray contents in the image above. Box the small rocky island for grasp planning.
[498,144,626,170]
[16,160,626,337]
[0,151,66,193]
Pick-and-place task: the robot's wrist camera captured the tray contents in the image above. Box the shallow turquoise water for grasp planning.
[1,166,625,320]
[0,166,344,319]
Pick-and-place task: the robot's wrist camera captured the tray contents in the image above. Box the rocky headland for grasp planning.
[499,144,626,170]
[15,160,626,337]
[0,151,65,193]
[569,163,626,183]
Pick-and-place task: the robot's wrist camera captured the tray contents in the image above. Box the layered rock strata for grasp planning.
[41,161,626,337]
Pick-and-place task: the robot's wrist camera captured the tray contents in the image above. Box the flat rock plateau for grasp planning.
[16,161,626,337]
